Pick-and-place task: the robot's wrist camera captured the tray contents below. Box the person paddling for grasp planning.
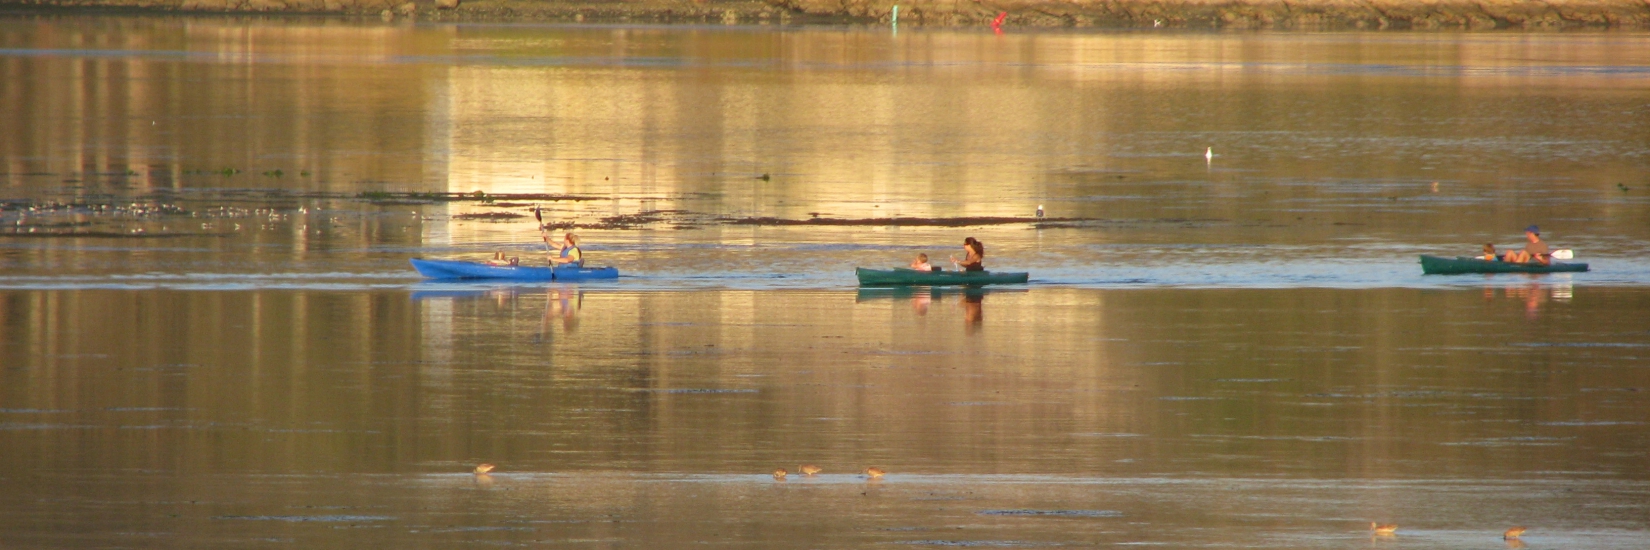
[1501,225,1550,265]
[950,237,985,272]
[549,232,583,267]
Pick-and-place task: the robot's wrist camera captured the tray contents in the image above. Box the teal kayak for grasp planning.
[1419,255,1588,275]
[410,258,618,281]
[856,267,1029,286]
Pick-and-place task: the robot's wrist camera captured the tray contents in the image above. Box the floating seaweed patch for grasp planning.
[452,212,527,220]
[213,515,395,522]
[894,540,1056,547]
[641,388,758,394]
[721,216,1075,227]
[978,509,1124,518]
[429,526,536,533]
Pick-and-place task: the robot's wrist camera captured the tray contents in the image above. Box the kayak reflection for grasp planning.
[856,286,1016,334]
[1482,281,1572,320]
[409,283,530,302]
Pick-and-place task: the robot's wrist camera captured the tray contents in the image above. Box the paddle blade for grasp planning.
[1552,249,1573,260]
[534,206,543,223]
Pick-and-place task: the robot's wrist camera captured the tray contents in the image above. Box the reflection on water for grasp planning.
[858,286,1009,333]
[1487,282,1573,319]
[3,286,1648,547]
[546,285,581,332]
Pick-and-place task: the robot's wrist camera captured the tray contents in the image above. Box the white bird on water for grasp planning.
[1205,147,1213,162]
[1036,205,1044,218]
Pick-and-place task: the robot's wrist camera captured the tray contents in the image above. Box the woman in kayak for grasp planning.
[550,232,583,266]
[951,237,984,272]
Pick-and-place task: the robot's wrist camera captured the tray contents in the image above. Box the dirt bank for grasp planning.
[4,0,1649,28]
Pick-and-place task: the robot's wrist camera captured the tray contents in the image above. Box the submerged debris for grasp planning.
[355,191,601,203]
[721,216,1067,227]
[452,212,526,220]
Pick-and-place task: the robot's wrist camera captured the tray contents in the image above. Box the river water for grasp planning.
[2,16,1649,549]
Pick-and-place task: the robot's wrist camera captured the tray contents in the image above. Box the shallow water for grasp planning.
[2,16,1649,548]
[3,286,1649,548]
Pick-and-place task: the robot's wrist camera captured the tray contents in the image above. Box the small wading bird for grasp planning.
[1503,526,1527,539]
[474,463,495,475]
[799,464,822,476]
[772,468,788,480]
[863,467,886,479]
[1370,522,1398,535]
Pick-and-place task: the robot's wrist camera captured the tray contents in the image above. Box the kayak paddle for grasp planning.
[1552,249,1573,260]
[533,206,555,257]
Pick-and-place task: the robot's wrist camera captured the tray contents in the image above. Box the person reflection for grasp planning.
[1504,283,1547,319]
[911,290,932,315]
[961,288,984,334]
[546,286,582,332]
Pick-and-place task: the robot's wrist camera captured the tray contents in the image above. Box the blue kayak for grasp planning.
[410,258,618,281]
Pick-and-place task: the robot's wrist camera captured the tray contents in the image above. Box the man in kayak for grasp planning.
[550,232,583,266]
[1501,225,1550,265]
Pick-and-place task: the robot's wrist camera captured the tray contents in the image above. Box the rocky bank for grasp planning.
[2,0,1648,29]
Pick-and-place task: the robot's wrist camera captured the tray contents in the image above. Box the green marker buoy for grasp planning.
[892,5,899,25]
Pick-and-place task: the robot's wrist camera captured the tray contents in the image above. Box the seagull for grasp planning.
[1035,205,1044,218]
[1503,526,1527,539]
[474,463,495,474]
[799,464,822,476]
[1153,19,1163,27]
[863,467,885,479]
[1370,522,1398,535]
[772,468,788,480]
[1205,147,1213,162]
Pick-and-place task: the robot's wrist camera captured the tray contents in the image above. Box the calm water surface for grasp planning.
[1,16,1649,548]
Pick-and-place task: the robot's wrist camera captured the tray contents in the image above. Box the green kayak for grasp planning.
[1419,255,1588,275]
[856,267,1029,286]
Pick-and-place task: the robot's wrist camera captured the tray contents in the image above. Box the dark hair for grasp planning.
[964,237,984,257]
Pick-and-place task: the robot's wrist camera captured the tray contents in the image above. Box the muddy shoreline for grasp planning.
[4,0,1649,29]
